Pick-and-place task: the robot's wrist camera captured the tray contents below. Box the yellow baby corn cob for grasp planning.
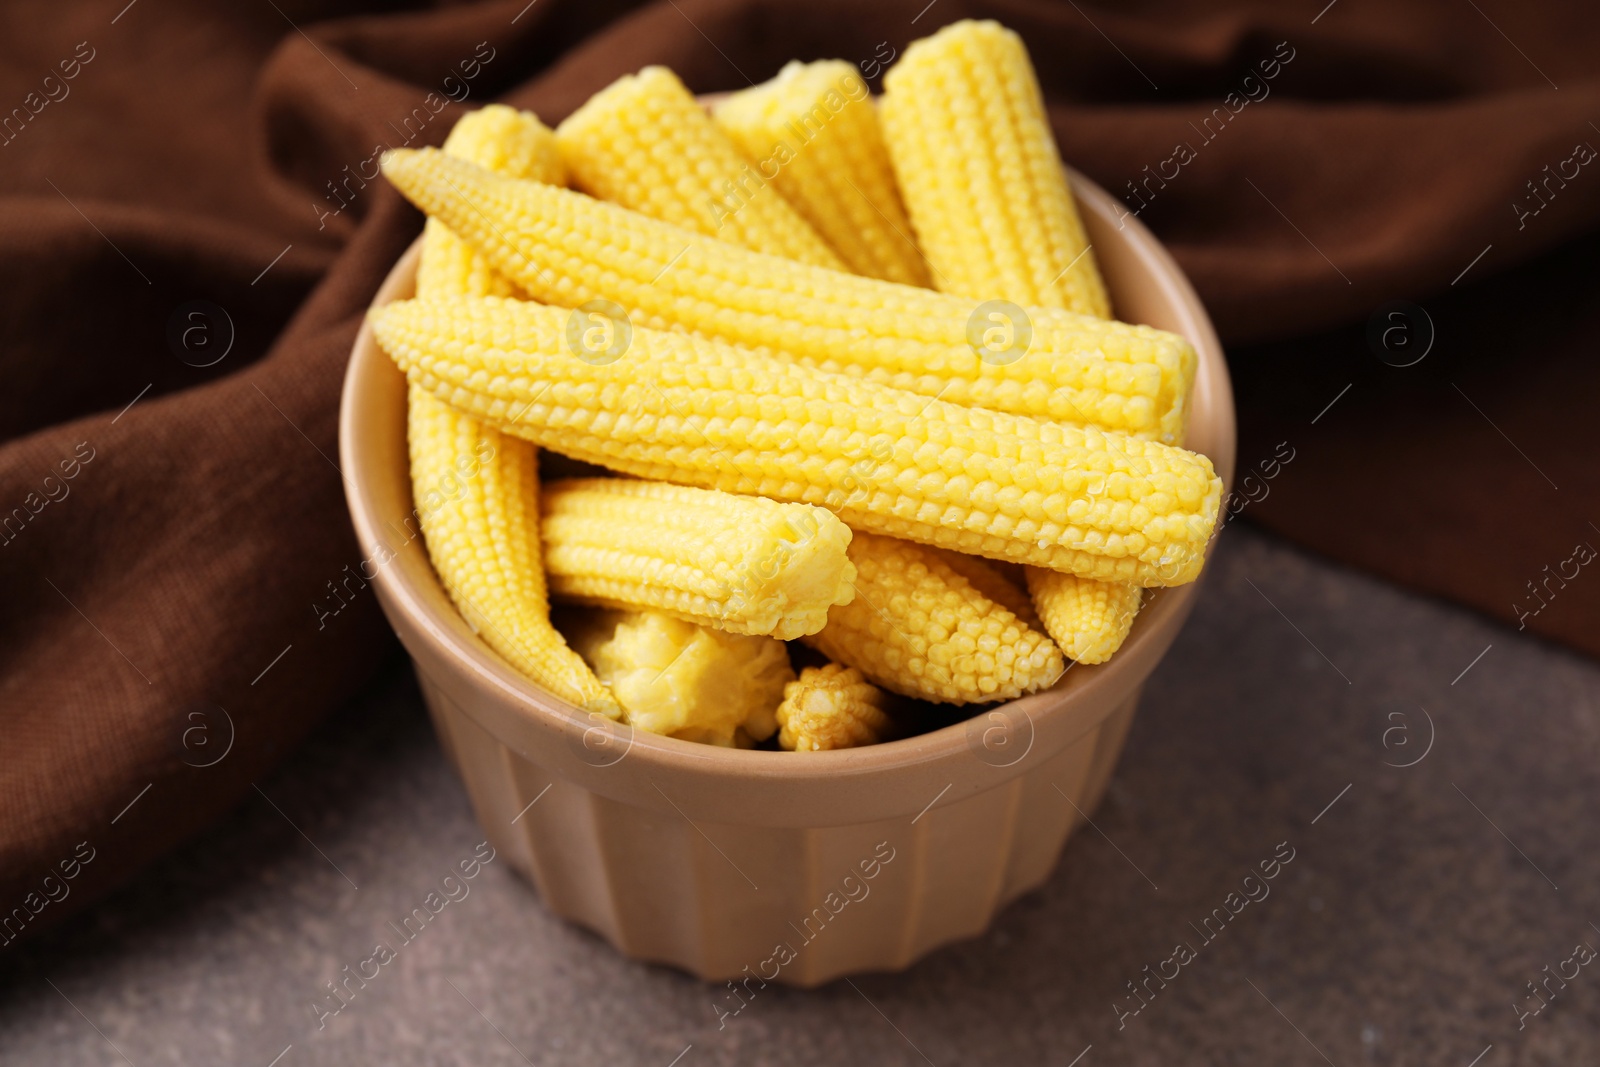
[409,106,616,715]
[776,664,894,751]
[566,609,792,745]
[881,26,1151,664]
[713,60,929,286]
[540,478,855,640]
[1026,569,1144,665]
[881,20,1109,318]
[417,105,566,299]
[555,66,842,269]
[932,548,1039,626]
[378,149,1193,442]
[408,396,618,713]
[370,296,1222,584]
[804,532,1064,704]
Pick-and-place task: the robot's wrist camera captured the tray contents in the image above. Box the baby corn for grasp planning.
[378,148,1193,442]
[409,106,616,715]
[556,66,842,269]
[932,548,1039,626]
[540,478,855,640]
[1026,569,1144,665]
[566,609,792,745]
[416,105,566,300]
[370,296,1222,584]
[804,532,1064,704]
[882,25,1151,666]
[777,664,894,751]
[882,20,1108,318]
[714,60,929,286]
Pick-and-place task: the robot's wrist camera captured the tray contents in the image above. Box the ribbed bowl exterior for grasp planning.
[341,165,1235,985]
[421,668,1139,986]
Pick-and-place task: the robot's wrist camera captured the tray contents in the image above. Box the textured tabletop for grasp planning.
[4,524,1598,1066]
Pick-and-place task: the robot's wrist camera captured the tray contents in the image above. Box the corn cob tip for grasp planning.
[776,663,894,752]
[712,58,931,287]
[556,64,844,269]
[555,68,683,154]
[559,65,680,116]
[805,532,1066,705]
[406,386,619,717]
[890,19,1023,76]
[710,58,863,123]
[1026,569,1143,665]
[440,104,567,187]
[379,146,434,187]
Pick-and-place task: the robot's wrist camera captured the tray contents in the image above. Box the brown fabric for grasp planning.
[1,0,1595,943]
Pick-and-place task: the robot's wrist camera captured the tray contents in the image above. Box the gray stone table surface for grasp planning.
[3,525,1599,1066]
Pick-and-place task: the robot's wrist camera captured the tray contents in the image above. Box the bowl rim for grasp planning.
[339,165,1237,786]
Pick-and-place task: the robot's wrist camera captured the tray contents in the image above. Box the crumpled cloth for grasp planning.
[2,0,1595,943]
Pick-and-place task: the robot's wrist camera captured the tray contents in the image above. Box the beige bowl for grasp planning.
[339,170,1235,986]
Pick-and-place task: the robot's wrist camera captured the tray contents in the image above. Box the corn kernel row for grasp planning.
[714,60,930,286]
[882,20,1108,317]
[407,106,617,715]
[371,295,1221,584]
[875,25,1159,666]
[803,532,1064,703]
[540,478,855,640]
[378,148,1193,443]
[556,66,843,269]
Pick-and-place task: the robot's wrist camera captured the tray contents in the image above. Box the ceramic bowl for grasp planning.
[339,167,1235,986]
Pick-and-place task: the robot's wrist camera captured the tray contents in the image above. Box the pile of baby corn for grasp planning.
[372,20,1222,752]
